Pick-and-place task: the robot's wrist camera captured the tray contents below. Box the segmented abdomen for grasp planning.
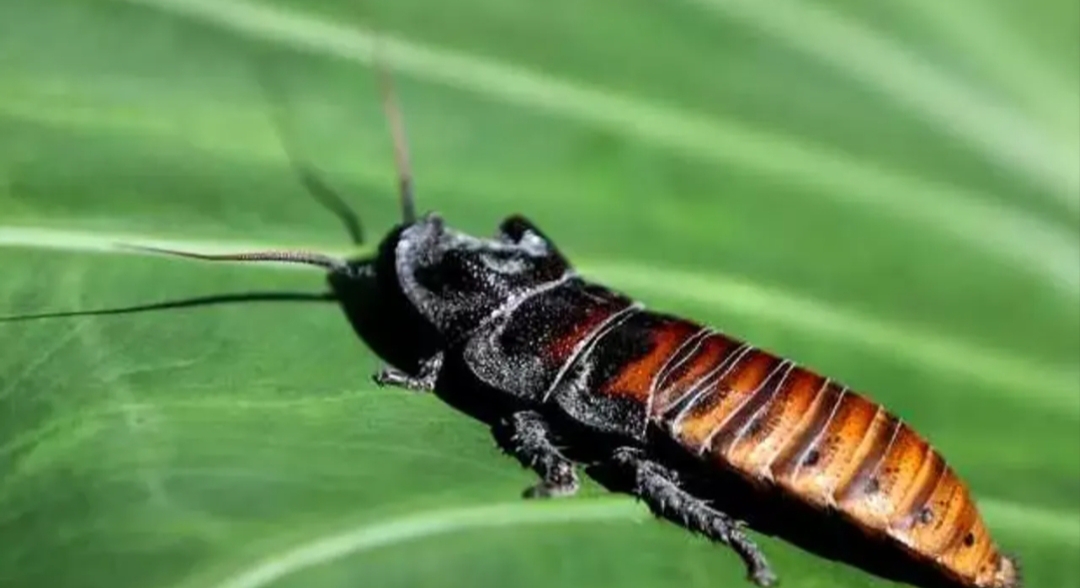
[564,306,1014,588]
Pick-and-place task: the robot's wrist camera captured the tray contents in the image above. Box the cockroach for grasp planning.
[121,63,1020,588]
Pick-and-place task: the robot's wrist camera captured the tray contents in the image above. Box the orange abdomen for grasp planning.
[587,312,1018,588]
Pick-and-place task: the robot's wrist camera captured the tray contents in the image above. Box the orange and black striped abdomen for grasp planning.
[762,383,1016,588]
[553,303,1016,588]
[646,330,1015,588]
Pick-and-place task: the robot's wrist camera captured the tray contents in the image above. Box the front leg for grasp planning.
[372,353,444,392]
[494,410,579,499]
[611,447,777,587]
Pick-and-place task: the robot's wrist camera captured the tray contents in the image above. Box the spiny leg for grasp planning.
[372,353,443,392]
[611,447,776,587]
[494,410,579,499]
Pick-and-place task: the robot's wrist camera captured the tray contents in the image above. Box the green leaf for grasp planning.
[1,1,1077,587]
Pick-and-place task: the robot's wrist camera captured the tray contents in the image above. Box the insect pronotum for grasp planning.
[116,52,1020,588]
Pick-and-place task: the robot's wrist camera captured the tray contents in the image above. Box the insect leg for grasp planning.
[611,447,777,587]
[494,410,579,499]
[372,353,443,392]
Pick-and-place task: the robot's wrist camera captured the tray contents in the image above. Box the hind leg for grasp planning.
[493,410,579,499]
[611,447,777,587]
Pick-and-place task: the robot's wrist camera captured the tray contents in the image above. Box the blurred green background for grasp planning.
[1,0,1077,587]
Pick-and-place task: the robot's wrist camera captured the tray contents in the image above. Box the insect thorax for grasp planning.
[391,213,572,344]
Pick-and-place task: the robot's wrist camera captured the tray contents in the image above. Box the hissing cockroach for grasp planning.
[123,63,1020,588]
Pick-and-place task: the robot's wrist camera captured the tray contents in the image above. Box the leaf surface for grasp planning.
[1,1,1078,587]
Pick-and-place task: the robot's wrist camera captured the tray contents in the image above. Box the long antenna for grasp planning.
[254,62,366,245]
[0,291,336,323]
[373,40,417,224]
[116,244,347,271]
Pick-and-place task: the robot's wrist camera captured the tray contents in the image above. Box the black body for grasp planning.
[332,212,778,585]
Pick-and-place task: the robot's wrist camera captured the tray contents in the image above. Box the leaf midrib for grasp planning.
[177,494,1076,588]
